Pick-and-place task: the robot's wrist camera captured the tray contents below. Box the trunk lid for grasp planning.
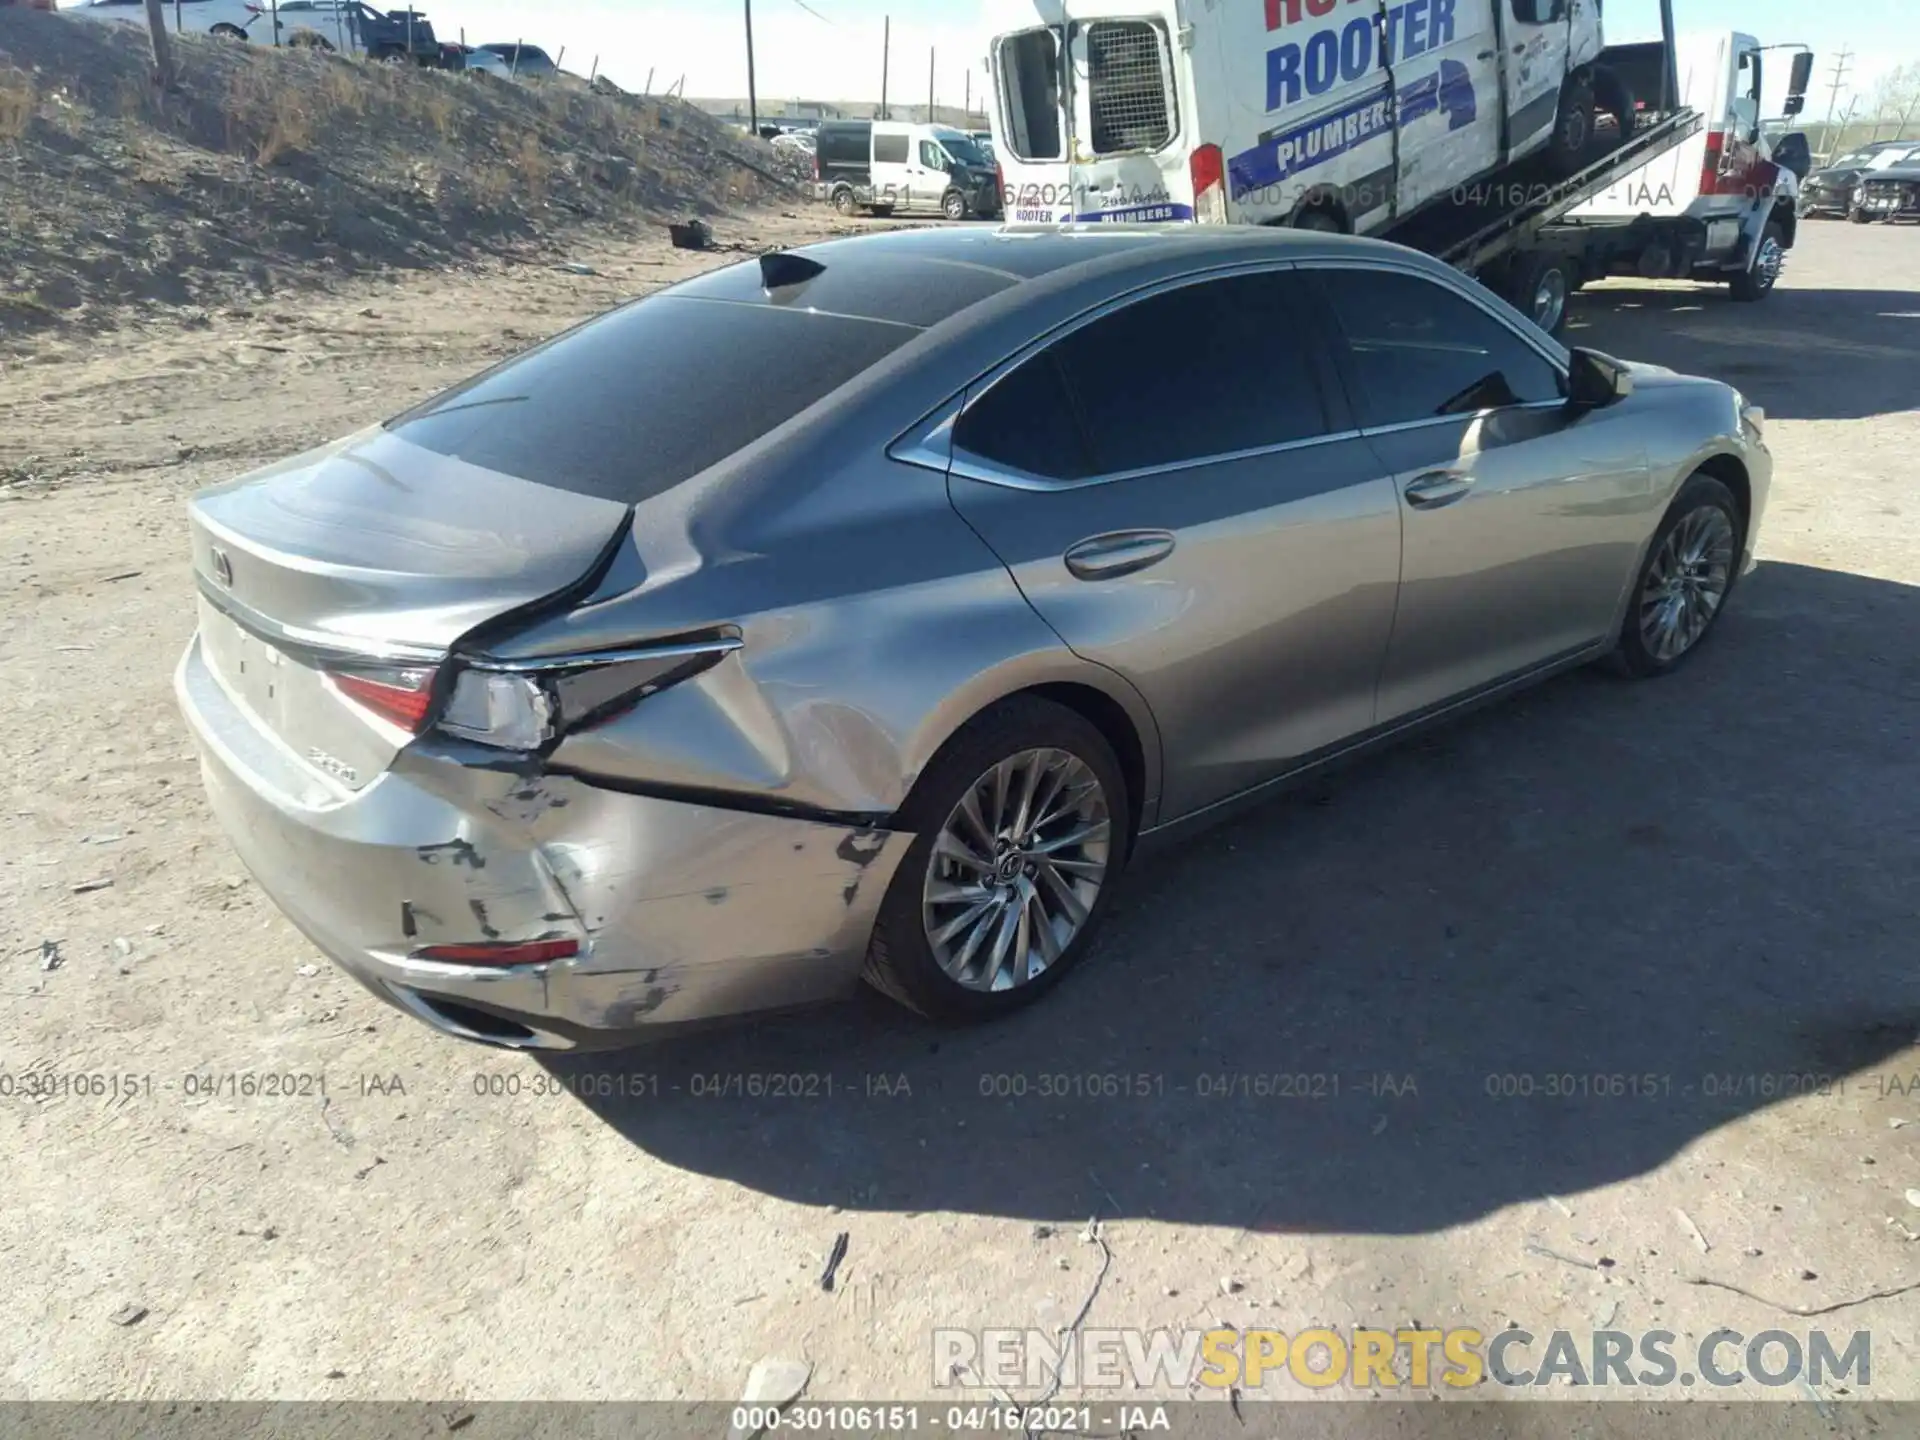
[187,427,629,791]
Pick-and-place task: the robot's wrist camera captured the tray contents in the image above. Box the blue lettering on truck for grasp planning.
[1229,59,1475,194]
[1266,0,1459,111]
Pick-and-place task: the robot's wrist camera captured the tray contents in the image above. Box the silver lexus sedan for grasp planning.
[176,225,1770,1049]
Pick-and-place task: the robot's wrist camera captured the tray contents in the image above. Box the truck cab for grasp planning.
[986,0,1617,234]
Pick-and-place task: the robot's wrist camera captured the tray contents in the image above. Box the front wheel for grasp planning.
[863,697,1130,1021]
[941,189,969,221]
[1729,221,1785,301]
[1609,475,1743,678]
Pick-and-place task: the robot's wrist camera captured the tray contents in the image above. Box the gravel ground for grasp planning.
[2,214,1917,1421]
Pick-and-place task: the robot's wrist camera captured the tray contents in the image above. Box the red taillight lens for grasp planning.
[1190,142,1227,223]
[412,939,580,967]
[329,666,438,732]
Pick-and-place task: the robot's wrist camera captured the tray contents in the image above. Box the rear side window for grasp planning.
[388,296,913,502]
[953,271,1333,478]
[954,355,1090,481]
[875,133,910,164]
[1317,269,1564,425]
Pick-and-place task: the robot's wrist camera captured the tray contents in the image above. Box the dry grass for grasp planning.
[0,64,36,142]
[508,128,553,207]
[226,65,317,166]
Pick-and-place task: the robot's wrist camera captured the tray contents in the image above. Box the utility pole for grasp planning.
[879,16,890,120]
[927,47,934,122]
[964,69,970,121]
[744,0,759,140]
[1820,46,1853,153]
[142,0,177,90]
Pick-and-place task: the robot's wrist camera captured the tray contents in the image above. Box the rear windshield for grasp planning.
[387,296,914,502]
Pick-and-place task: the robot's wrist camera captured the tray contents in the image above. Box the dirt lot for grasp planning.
[2,214,1918,1422]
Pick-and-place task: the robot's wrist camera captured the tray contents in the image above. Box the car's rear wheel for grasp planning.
[1610,474,1743,678]
[863,696,1129,1021]
[831,187,858,217]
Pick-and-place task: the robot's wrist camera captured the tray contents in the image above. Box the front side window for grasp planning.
[998,28,1064,162]
[954,271,1334,480]
[1086,20,1174,154]
[1316,269,1564,426]
[920,140,948,169]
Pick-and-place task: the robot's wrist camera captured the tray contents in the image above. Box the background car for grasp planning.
[1849,148,1920,224]
[1801,141,1920,217]
[176,226,1769,1051]
[64,0,272,43]
[472,41,556,81]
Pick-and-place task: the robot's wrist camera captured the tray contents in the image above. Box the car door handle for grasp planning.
[1478,49,1496,59]
[1403,471,1475,509]
[1063,530,1176,580]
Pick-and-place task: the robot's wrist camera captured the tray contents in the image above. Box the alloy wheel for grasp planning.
[1754,235,1785,291]
[922,748,1112,992]
[1531,267,1569,333]
[1638,506,1736,663]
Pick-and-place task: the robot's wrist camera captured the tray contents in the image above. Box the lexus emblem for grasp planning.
[211,547,233,588]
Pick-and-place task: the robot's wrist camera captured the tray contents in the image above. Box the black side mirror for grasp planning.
[1783,93,1806,117]
[1773,132,1811,180]
[1788,51,1815,100]
[1567,348,1634,410]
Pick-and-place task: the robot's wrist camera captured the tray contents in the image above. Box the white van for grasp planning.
[986,0,1628,233]
[815,120,1003,220]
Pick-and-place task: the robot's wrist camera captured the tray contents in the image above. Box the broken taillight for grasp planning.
[412,939,580,967]
[1190,143,1228,224]
[328,665,439,732]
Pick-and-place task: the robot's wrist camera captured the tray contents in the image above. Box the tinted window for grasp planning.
[388,297,912,502]
[1048,272,1333,473]
[953,355,1090,480]
[1318,269,1563,425]
[875,133,910,164]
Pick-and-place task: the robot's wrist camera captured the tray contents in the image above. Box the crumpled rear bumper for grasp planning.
[176,632,913,1049]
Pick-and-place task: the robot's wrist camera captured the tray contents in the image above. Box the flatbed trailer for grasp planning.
[1379,103,1706,335]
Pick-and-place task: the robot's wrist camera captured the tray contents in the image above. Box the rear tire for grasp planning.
[1591,65,1637,152]
[862,697,1131,1022]
[1545,72,1598,177]
[1291,206,1344,234]
[831,187,858,217]
[1503,251,1575,337]
[1608,474,1744,678]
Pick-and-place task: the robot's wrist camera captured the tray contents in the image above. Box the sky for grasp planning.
[140,0,1920,116]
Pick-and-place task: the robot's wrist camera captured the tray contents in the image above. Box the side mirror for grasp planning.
[1567,348,1634,410]
[1788,51,1815,101]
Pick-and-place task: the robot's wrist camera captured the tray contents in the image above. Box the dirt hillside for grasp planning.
[0,9,799,348]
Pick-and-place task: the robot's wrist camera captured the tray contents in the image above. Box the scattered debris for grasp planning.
[38,939,61,972]
[1526,1239,1600,1272]
[102,571,143,583]
[1032,1224,1056,1241]
[71,877,113,894]
[443,1411,475,1433]
[1029,1221,1114,1408]
[729,1358,812,1440]
[1220,1276,1243,1295]
[554,262,598,275]
[1905,1189,1920,1209]
[1593,1298,1620,1328]
[1547,1195,1576,1218]
[668,218,713,251]
[1891,1118,1911,1130]
[318,1096,353,1149]
[1743,1247,1764,1258]
[1675,1208,1711,1254]
[353,1156,385,1181]
[1054,1256,1071,1271]
[1682,1273,1920,1317]
[819,1230,849,1292]
[296,964,320,978]
[110,1303,148,1327]
[1228,1385,1243,1422]
[1800,1269,1819,1281]
[325,1369,346,1380]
